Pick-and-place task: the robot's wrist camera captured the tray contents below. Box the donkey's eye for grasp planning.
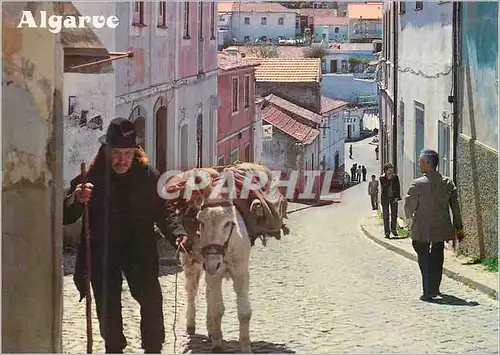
[224,221,232,229]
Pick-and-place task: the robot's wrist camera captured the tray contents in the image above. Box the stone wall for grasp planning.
[2,2,64,352]
[457,135,498,258]
[256,82,321,114]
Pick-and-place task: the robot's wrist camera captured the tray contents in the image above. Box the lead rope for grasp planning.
[172,242,188,354]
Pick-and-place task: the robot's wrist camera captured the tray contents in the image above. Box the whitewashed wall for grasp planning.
[231,11,297,42]
[397,1,454,196]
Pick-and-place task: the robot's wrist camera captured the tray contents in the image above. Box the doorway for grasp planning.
[155,106,167,173]
[334,152,340,173]
[180,124,189,170]
[196,113,203,168]
[330,59,337,73]
[347,125,352,139]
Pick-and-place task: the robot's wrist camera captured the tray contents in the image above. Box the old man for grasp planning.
[404,149,465,301]
[63,117,188,353]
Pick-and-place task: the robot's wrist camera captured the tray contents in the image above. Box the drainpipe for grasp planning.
[392,1,398,173]
[451,1,461,183]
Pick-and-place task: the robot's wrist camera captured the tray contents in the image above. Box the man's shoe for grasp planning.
[385,234,391,239]
[391,230,398,236]
[144,349,162,354]
[420,295,435,302]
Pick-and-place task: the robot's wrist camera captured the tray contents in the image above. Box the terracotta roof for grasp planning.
[253,58,321,83]
[265,94,322,126]
[261,106,319,145]
[218,52,260,71]
[218,2,295,13]
[297,8,338,17]
[314,16,349,26]
[321,96,349,114]
[347,3,383,20]
[217,2,234,12]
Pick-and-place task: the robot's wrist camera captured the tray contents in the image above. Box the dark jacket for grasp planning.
[64,160,187,301]
[379,174,401,201]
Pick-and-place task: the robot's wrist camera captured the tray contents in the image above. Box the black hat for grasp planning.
[98,117,139,148]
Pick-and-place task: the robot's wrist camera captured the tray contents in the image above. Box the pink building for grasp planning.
[217,52,260,165]
[114,1,219,173]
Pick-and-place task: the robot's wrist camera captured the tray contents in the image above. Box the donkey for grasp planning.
[180,197,252,353]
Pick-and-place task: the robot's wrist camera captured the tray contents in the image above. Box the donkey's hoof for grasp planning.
[211,346,223,353]
[186,326,196,335]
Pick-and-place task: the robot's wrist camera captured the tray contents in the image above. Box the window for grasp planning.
[295,17,300,29]
[244,76,250,109]
[244,17,250,25]
[217,155,225,166]
[198,2,203,40]
[230,148,239,163]
[438,121,450,177]
[183,2,190,38]
[399,1,406,14]
[132,1,145,26]
[278,17,284,25]
[415,1,423,10]
[210,2,215,39]
[341,60,348,71]
[334,27,339,33]
[231,77,239,114]
[157,2,167,28]
[261,17,267,25]
[244,36,250,42]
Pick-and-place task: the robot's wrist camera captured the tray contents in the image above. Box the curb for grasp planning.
[360,224,498,300]
[287,200,338,214]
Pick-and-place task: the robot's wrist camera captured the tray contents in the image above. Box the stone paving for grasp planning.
[62,138,499,353]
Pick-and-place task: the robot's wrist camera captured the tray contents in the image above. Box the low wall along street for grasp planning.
[158,169,343,202]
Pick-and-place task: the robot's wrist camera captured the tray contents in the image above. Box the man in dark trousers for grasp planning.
[362,165,367,181]
[63,117,188,353]
[375,145,379,160]
[349,144,353,159]
[379,163,401,238]
[404,149,464,301]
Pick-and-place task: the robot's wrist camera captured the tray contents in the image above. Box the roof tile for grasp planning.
[321,96,349,114]
[253,58,321,83]
[262,106,319,145]
[218,52,260,71]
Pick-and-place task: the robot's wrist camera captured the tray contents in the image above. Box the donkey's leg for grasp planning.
[205,274,224,352]
[184,261,202,335]
[233,270,252,353]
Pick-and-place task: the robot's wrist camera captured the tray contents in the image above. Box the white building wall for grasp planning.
[231,11,297,42]
[397,1,454,197]
[173,73,218,170]
[320,110,346,171]
[63,74,115,187]
[63,2,117,188]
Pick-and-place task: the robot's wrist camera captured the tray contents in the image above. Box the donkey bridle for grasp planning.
[199,200,235,257]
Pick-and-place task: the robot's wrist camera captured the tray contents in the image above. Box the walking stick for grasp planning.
[81,162,93,354]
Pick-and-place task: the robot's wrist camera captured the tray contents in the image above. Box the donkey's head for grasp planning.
[196,198,237,275]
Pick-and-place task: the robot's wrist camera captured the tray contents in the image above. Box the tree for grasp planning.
[244,43,279,58]
[304,45,326,59]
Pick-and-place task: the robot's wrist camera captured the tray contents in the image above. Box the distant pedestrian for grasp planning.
[362,165,367,181]
[368,175,379,210]
[356,165,362,182]
[375,146,379,160]
[404,149,465,302]
[379,163,401,238]
[349,144,353,159]
[351,164,357,182]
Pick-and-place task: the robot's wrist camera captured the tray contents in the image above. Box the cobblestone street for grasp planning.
[63,139,499,354]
